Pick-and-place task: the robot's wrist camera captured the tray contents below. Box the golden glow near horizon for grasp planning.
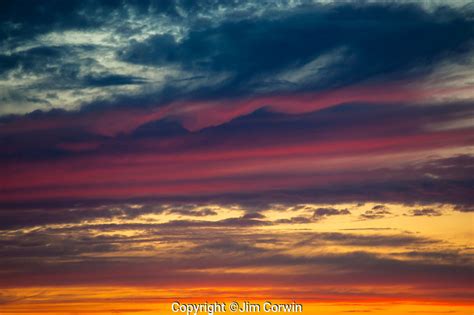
[0,202,472,314]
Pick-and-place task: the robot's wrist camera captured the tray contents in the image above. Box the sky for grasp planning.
[0,0,473,314]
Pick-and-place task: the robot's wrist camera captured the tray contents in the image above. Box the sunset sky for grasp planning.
[0,1,473,314]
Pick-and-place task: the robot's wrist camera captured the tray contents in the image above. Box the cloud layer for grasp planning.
[0,1,473,314]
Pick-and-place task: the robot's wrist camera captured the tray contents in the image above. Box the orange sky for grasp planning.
[1,203,472,314]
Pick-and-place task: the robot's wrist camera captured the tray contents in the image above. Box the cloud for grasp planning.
[1,98,473,211]
[167,208,218,217]
[0,1,472,118]
[120,3,474,97]
[360,205,392,220]
[0,2,472,310]
[82,74,148,87]
[161,216,272,228]
[405,208,443,217]
[0,207,471,304]
[313,207,351,217]
[454,205,474,212]
[295,232,438,247]
[274,216,314,224]
[269,207,352,225]
[0,205,126,230]
[188,239,268,255]
[397,250,472,265]
[1,244,472,296]
[242,212,266,219]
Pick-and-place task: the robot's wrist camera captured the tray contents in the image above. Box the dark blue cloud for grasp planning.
[0,46,63,74]
[119,3,474,96]
[0,1,472,115]
[0,1,107,43]
[82,74,148,87]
